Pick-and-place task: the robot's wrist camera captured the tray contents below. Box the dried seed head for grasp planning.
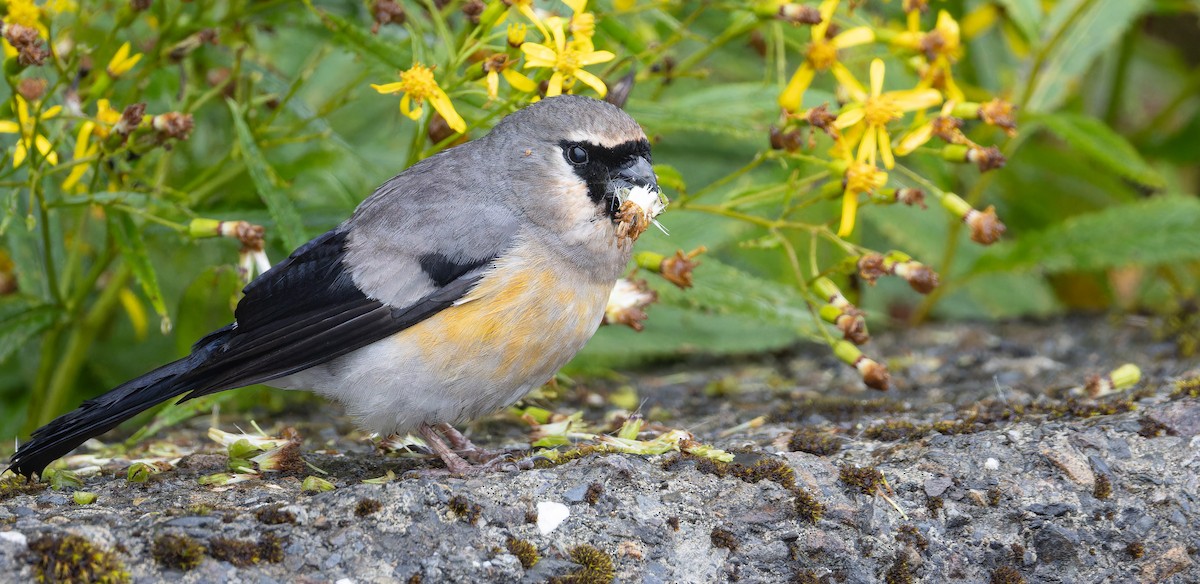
[153,112,194,141]
[17,78,47,101]
[967,145,1006,172]
[806,103,839,139]
[371,0,406,34]
[857,253,888,285]
[894,187,926,208]
[461,0,485,24]
[903,0,929,12]
[5,24,49,67]
[979,98,1018,136]
[778,4,822,25]
[769,125,804,152]
[604,278,657,331]
[896,263,939,294]
[966,205,1006,245]
[858,358,891,391]
[659,247,703,289]
[130,0,152,10]
[931,116,966,144]
[115,102,147,136]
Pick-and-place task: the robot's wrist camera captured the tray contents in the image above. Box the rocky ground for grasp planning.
[1,316,1199,583]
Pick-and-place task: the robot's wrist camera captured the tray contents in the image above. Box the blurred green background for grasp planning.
[1,0,1198,442]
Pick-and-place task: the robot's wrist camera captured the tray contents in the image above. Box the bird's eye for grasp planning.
[566,144,589,165]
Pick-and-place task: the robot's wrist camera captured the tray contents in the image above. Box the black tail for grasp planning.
[8,334,228,479]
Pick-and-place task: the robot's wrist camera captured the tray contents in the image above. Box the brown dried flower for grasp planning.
[966,205,1006,245]
[979,98,1018,137]
[372,0,406,34]
[967,145,1006,173]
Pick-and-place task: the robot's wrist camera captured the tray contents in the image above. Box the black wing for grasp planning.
[7,227,489,477]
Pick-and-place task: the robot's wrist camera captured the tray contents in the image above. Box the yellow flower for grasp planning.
[838,161,887,237]
[500,0,551,41]
[107,42,143,77]
[833,59,941,169]
[62,121,97,192]
[482,54,537,100]
[4,0,44,33]
[563,0,595,43]
[894,100,959,156]
[91,99,123,138]
[893,10,965,101]
[521,17,614,97]
[0,95,61,168]
[371,64,467,134]
[62,100,122,191]
[778,0,874,113]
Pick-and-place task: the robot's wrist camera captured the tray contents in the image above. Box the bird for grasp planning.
[8,95,662,478]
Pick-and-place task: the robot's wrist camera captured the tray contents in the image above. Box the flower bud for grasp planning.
[1085,364,1141,398]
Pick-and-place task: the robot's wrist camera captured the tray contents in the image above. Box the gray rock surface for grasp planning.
[2,317,1198,583]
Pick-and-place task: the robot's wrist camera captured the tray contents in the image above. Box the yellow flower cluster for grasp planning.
[371,0,613,137]
[777,0,1015,237]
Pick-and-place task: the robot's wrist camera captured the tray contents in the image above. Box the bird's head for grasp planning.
[488,95,664,248]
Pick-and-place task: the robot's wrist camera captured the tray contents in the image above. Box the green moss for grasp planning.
[1137,417,1169,438]
[29,534,130,584]
[787,428,841,456]
[864,420,919,442]
[584,482,604,505]
[186,503,212,516]
[355,498,383,517]
[533,445,607,468]
[791,569,820,584]
[926,496,944,516]
[0,474,47,502]
[549,545,615,584]
[1172,375,1200,398]
[884,554,914,584]
[505,537,539,569]
[987,486,1003,506]
[710,527,738,552]
[407,573,422,584]
[793,487,825,524]
[735,457,796,488]
[1127,541,1145,559]
[152,533,205,571]
[1093,474,1112,500]
[666,516,680,531]
[989,565,1025,584]
[838,465,884,495]
[895,524,928,551]
[447,495,482,524]
[208,534,284,567]
[255,505,296,525]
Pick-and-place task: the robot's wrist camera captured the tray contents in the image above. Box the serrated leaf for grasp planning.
[228,99,308,251]
[0,298,58,364]
[304,3,412,71]
[1025,0,1149,111]
[109,211,171,332]
[627,84,820,139]
[971,194,1200,274]
[1033,112,1165,189]
[655,258,817,333]
[995,0,1042,40]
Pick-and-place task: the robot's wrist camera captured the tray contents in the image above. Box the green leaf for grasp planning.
[228,99,308,251]
[655,258,818,333]
[995,0,1042,40]
[1032,112,1165,189]
[1025,0,1149,111]
[0,297,58,364]
[109,211,171,332]
[653,163,686,195]
[173,266,242,357]
[627,83,816,139]
[304,3,412,71]
[971,194,1200,274]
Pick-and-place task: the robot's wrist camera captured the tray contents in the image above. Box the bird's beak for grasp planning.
[606,156,658,198]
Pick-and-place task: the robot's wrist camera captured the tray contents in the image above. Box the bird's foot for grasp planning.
[415,422,544,475]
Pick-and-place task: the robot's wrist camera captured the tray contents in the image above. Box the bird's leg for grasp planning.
[435,423,477,451]
[436,422,515,464]
[417,422,473,475]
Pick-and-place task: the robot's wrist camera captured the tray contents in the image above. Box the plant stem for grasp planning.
[31,264,133,430]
